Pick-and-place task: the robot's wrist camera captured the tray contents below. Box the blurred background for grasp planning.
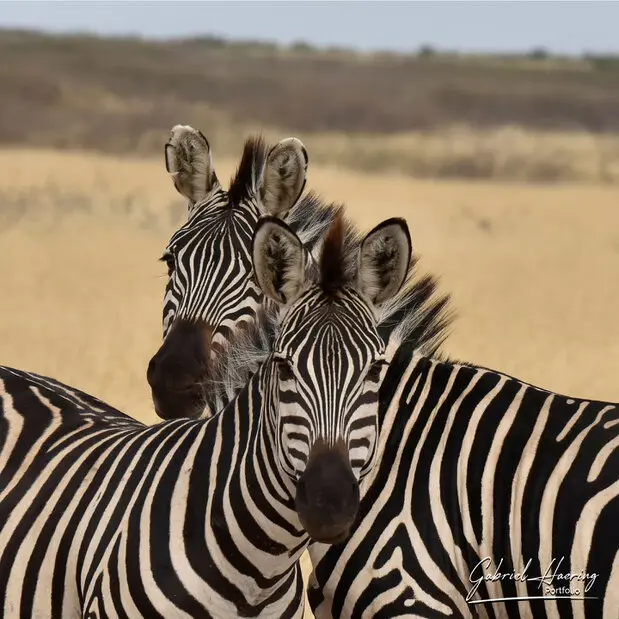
[1,1,618,426]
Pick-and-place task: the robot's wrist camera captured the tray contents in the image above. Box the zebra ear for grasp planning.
[165,125,219,206]
[252,217,307,305]
[258,137,308,217]
[357,218,412,305]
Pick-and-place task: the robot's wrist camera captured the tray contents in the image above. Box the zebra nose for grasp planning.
[147,319,213,419]
[295,440,359,543]
[146,350,197,392]
[146,356,157,384]
[297,479,355,512]
[297,470,358,513]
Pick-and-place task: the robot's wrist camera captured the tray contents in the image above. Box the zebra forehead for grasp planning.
[278,295,384,357]
[285,289,378,328]
[310,333,381,370]
[169,203,259,250]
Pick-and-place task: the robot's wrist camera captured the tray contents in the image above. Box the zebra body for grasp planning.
[307,347,619,618]
[0,213,413,617]
[0,365,306,618]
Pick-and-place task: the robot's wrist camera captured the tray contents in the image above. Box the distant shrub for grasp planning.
[528,47,550,61]
[418,44,436,58]
[586,54,619,72]
[290,40,316,54]
[182,35,228,49]
[0,29,618,184]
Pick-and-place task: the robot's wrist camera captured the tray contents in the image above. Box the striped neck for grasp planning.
[177,363,308,611]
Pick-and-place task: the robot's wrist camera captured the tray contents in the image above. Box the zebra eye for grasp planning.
[366,360,387,383]
[159,252,175,276]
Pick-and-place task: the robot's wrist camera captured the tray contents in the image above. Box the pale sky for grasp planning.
[0,1,617,56]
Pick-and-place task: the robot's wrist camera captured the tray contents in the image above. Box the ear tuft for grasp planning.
[258,137,308,217]
[357,218,412,305]
[165,125,218,205]
[252,217,306,305]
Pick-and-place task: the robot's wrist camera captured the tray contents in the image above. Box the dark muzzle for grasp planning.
[147,319,212,419]
[295,440,359,544]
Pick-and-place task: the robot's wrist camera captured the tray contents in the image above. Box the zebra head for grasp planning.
[147,125,309,420]
[253,213,412,544]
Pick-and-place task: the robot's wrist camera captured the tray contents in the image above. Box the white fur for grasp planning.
[206,309,282,409]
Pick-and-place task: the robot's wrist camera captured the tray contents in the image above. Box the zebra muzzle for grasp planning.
[147,318,212,419]
[295,439,360,544]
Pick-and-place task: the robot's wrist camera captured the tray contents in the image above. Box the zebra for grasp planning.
[0,211,414,617]
[306,338,619,617]
[148,124,340,420]
[144,127,619,617]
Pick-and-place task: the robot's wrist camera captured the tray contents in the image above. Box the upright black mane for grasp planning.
[317,212,363,296]
[227,135,269,206]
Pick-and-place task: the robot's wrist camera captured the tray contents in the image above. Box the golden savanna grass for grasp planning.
[2,30,619,183]
[303,125,619,183]
[2,148,619,613]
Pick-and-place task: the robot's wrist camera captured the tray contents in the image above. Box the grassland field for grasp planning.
[2,29,619,183]
[2,147,619,613]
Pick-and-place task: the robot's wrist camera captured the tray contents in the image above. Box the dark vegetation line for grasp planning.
[1,29,618,183]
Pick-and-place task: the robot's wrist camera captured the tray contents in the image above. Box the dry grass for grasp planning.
[304,125,619,183]
[2,29,619,183]
[2,148,619,614]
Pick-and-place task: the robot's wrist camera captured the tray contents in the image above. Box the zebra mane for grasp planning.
[228,134,342,254]
[285,191,344,257]
[307,210,454,356]
[227,135,269,207]
[204,212,454,406]
[318,212,361,295]
[373,257,455,358]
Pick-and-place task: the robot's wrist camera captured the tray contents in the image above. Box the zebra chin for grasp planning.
[150,389,205,420]
[294,439,360,544]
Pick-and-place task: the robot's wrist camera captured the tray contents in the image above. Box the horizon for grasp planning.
[0,1,618,57]
[0,24,615,60]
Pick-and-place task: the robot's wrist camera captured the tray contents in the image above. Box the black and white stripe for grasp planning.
[307,343,619,618]
[271,286,385,482]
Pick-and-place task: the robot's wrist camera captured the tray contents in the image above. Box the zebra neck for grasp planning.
[191,369,308,602]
